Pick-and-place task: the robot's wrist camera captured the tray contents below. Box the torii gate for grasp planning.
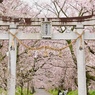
[0,15,95,95]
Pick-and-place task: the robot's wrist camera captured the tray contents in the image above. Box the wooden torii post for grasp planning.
[0,15,95,95]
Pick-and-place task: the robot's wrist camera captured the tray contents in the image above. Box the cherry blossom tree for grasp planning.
[33,0,95,93]
[0,0,37,93]
[0,0,95,95]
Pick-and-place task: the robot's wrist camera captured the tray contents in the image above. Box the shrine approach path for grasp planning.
[34,89,51,95]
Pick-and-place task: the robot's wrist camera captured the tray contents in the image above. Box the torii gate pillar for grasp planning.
[76,26,87,95]
[7,24,17,95]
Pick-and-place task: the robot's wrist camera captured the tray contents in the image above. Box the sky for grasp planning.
[21,0,51,6]
[21,0,51,17]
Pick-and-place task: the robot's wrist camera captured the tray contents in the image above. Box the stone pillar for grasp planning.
[7,24,17,95]
[76,26,87,95]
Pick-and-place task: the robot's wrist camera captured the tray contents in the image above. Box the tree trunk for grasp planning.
[21,82,24,95]
[27,81,29,95]
[30,81,35,94]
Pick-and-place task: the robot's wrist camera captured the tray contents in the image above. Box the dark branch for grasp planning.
[0,0,3,3]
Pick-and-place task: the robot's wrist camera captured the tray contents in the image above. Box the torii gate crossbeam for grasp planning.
[0,15,95,95]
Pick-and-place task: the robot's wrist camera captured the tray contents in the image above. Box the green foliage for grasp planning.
[89,90,95,95]
[0,88,7,95]
[0,88,95,95]
[66,40,73,52]
[16,87,33,95]
[49,89,95,95]
[0,87,33,95]
[67,90,78,95]
[49,89,58,95]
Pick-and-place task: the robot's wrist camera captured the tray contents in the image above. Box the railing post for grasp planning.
[7,24,17,95]
[76,25,87,95]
